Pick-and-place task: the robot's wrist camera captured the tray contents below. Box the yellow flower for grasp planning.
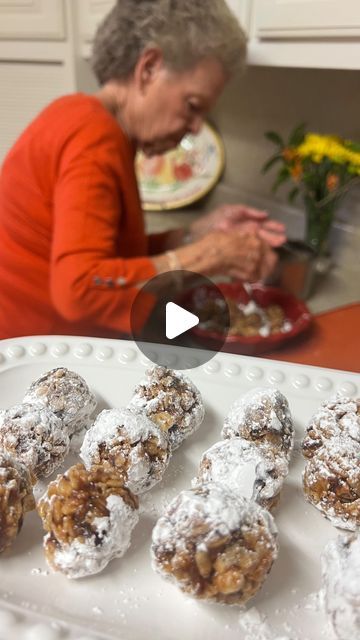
[296,134,360,172]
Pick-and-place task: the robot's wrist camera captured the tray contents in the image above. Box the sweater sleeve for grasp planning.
[51,152,156,334]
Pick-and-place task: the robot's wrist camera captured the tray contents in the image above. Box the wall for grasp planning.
[203,64,360,267]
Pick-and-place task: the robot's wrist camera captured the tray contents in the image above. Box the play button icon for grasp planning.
[166,303,199,340]
[130,270,230,370]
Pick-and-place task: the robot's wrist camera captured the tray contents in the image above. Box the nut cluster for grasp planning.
[302,395,360,531]
[38,463,138,548]
[0,452,35,553]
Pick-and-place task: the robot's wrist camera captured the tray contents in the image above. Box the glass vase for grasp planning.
[304,194,336,257]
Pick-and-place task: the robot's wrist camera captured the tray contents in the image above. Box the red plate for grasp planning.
[181,282,312,356]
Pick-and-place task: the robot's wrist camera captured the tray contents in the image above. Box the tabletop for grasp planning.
[263,302,360,373]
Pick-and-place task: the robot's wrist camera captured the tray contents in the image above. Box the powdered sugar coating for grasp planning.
[80,408,171,494]
[303,434,360,531]
[322,533,360,640]
[43,493,138,579]
[151,483,278,604]
[222,387,294,458]
[23,367,97,437]
[193,438,289,511]
[302,394,360,458]
[0,403,69,478]
[128,366,205,450]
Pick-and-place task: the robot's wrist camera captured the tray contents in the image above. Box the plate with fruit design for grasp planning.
[135,122,224,210]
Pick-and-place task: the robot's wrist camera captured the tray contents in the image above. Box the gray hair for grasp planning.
[91,0,246,85]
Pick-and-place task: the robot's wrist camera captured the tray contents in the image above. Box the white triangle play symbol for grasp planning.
[165,302,199,340]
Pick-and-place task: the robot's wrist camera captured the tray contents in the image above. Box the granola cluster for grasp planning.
[24,367,97,438]
[128,366,205,450]
[302,394,360,530]
[151,483,278,605]
[80,407,171,494]
[38,463,139,578]
[0,452,35,553]
[222,387,294,460]
[322,533,360,640]
[0,403,69,478]
[194,437,289,512]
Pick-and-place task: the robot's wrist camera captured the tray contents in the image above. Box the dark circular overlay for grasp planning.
[130,271,230,370]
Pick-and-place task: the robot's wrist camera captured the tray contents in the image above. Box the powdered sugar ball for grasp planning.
[303,435,360,531]
[0,403,69,478]
[193,438,289,511]
[80,408,171,495]
[302,394,360,459]
[23,368,97,437]
[322,533,360,640]
[128,366,205,450]
[222,387,294,459]
[37,463,139,579]
[0,451,35,553]
[151,483,278,605]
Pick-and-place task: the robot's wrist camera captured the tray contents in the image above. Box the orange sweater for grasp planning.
[0,94,158,339]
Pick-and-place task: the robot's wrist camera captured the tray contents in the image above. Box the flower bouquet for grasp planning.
[263,124,360,256]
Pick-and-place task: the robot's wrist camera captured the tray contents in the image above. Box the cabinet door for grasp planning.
[78,0,115,43]
[226,0,252,34]
[0,62,69,162]
[255,0,360,38]
[0,0,65,40]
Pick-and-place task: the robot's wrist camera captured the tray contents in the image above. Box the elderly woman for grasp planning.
[0,0,285,340]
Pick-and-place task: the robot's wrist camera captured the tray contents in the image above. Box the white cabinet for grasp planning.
[254,0,360,39]
[0,0,66,40]
[249,0,360,69]
[77,0,115,44]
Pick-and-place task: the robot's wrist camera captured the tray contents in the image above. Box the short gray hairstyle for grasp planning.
[91,0,246,85]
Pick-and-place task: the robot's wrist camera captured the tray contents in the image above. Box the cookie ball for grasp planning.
[80,408,171,494]
[193,438,289,511]
[322,533,360,640]
[0,403,69,478]
[302,394,360,459]
[151,483,278,605]
[222,387,294,459]
[37,463,139,579]
[24,367,97,437]
[303,436,360,531]
[128,366,205,450]
[0,452,35,553]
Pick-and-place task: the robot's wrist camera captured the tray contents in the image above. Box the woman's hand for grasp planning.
[188,204,287,248]
[153,229,278,283]
[199,230,277,282]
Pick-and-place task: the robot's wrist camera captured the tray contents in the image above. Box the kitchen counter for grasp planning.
[145,183,360,315]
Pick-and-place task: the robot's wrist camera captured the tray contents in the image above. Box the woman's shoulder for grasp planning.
[44,93,119,132]
[32,93,127,155]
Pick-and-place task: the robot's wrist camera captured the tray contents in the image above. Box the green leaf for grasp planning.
[271,167,290,193]
[344,140,360,153]
[265,131,284,147]
[289,122,306,147]
[261,154,283,174]
[288,186,300,203]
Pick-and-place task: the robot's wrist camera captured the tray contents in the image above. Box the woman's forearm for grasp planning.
[151,235,219,277]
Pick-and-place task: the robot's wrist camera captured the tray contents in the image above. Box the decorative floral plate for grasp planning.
[135,122,225,210]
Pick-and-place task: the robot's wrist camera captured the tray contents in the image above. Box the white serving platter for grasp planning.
[0,335,358,640]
